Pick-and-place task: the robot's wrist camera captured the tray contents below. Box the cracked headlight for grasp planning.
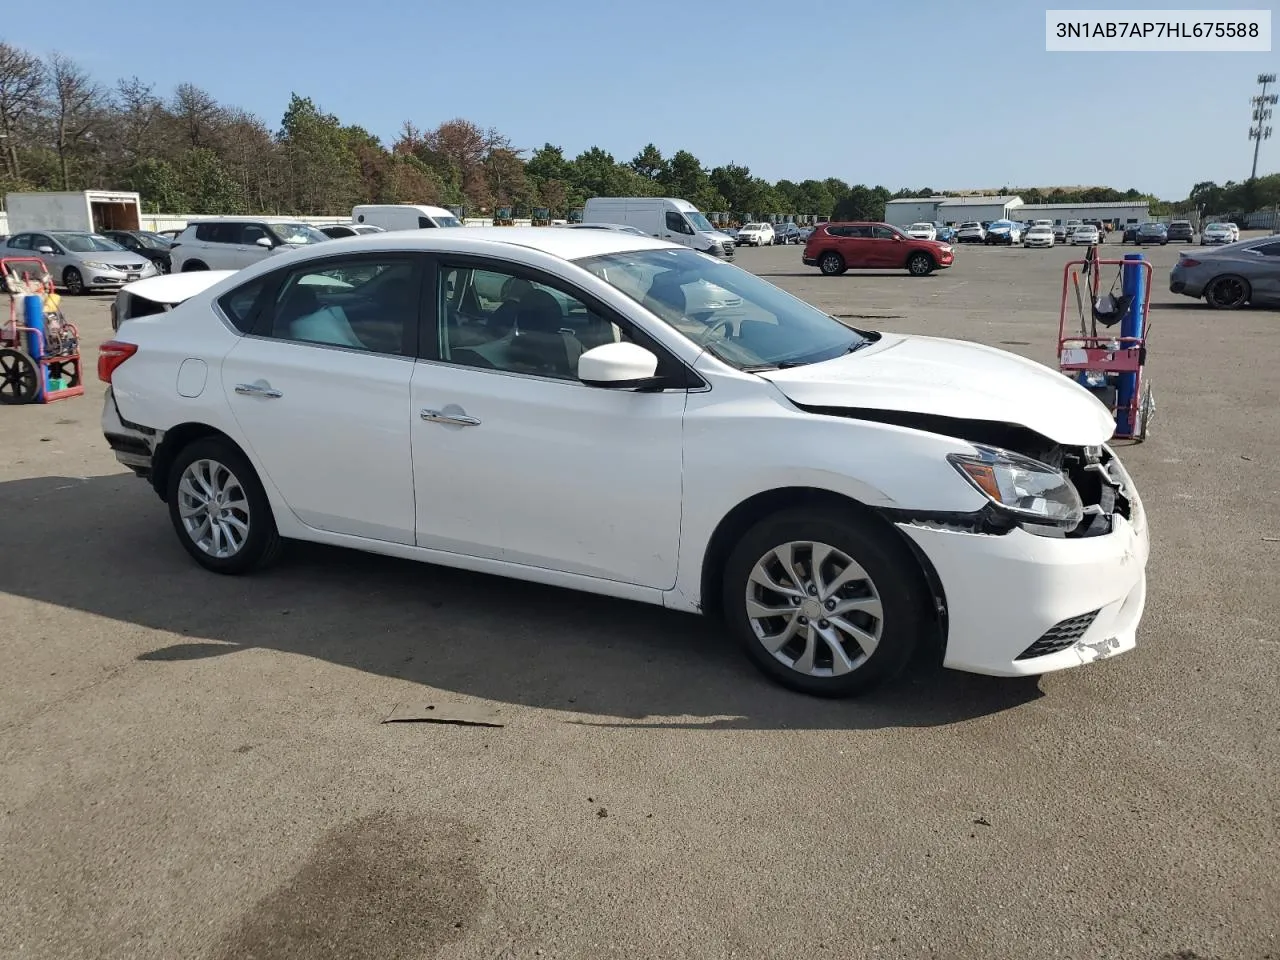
[948,445,1083,526]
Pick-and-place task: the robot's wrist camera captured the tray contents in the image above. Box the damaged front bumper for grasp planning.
[102,387,158,479]
[896,447,1149,677]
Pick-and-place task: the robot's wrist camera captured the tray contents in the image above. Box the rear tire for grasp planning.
[1205,275,1250,309]
[819,251,846,276]
[166,437,282,575]
[722,507,928,697]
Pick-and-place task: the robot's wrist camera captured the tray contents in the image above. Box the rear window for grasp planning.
[217,275,272,333]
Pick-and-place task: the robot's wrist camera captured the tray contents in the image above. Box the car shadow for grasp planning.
[755,271,938,279]
[0,474,1045,731]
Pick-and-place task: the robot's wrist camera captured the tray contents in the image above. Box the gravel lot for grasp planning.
[1,237,1277,960]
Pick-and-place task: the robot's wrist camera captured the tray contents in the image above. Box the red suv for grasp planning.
[802,222,954,277]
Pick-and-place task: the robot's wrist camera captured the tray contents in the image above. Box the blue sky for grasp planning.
[5,0,1276,198]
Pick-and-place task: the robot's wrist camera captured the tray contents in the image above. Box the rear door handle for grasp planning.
[235,382,283,398]
[421,409,480,427]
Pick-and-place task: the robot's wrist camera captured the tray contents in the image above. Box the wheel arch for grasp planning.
[696,485,947,654]
[151,422,250,500]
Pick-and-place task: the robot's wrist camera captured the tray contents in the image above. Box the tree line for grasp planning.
[0,40,1266,221]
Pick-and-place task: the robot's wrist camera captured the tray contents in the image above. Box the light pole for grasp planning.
[1249,73,1277,180]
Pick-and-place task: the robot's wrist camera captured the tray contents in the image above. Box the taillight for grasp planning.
[1180,258,1201,267]
[98,340,138,383]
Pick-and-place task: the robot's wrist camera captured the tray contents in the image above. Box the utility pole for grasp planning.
[1249,73,1277,180]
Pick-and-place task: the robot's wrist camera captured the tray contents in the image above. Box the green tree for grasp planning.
[179,148,242,213]
[629,142,666,180]
[278,93,360,214]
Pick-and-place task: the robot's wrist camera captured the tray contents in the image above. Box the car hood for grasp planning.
[120,270,236,304]
[73,250,152,265]
[759,332,1116,446]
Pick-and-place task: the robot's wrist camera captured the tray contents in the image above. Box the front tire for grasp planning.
[63,267,85,295]
[166,437,281,575]
[722,508,928,697]
[906,252,934,276]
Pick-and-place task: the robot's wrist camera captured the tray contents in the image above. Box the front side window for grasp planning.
[577,247,867,371]
[872,226,901,240]
[240,224,272,246]
[257,257,420,354]
[666,211,694,235]
[417,216,437,229]
[437,263,632,380]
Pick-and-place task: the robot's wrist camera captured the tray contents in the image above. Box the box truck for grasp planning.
[4,191,142,234]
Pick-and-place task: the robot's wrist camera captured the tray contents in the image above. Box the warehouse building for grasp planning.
[1016,201,1150,226]
[885,195,1024,227]
[885,195,1150,228]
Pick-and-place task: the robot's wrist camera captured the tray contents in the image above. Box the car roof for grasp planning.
[275,226,673,261]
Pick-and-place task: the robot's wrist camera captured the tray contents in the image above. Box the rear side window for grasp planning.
[217,275,272,333]
[1253,242,1280,256]
[195,222,239,243]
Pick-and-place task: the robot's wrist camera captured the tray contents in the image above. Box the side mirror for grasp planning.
[255,236,274,248]
[37,246,55,254]
[578,342,662,390]
[893,234,903,241]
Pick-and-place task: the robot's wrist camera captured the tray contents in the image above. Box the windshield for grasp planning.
[56,233,125,253]
[576,247,867,370]
[681,211,713,232]
[134,232,173,249]
[269,222,329,245]
[910,223,931,230]
[432,216,463,228]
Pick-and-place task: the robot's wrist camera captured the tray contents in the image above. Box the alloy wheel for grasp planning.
[177,458,251,558]
[745,540,884,678]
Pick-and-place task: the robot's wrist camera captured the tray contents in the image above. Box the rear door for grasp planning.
[1244,241,1280,304]
[218,251,424,544]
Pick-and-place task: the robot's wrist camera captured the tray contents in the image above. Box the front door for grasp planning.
[664,210,696,249]
[410,257,687,589]
[869,225,906,267]
[219,252,424,544]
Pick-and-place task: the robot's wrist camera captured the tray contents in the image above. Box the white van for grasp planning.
[351,204,463,231]
[581,197,735,258]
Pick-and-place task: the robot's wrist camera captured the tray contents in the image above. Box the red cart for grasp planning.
[1,257,84,404]
[1057,252,1153,442]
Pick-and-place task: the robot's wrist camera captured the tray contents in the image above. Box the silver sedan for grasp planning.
[1168,235,1280,309]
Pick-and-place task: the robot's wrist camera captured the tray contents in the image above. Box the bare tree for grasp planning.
[0,42,45,180]
[171,82,224,149]
[48,52,104,189]
[113,76,164,163]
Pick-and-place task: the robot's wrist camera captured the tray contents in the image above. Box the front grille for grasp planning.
[1016,610,1099,660]
[125,263,144,270]
[722,241,734,254]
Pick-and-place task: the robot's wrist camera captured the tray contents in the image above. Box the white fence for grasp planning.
[0,211,529,234]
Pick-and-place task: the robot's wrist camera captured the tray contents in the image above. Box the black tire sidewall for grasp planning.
[820,252,844,276]
[907,253,933,276]
[64,267,84,295]
[722,509,928,697]
[166,437,278,574]
[1207,276,1248,309]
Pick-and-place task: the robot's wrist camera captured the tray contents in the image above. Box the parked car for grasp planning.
[320,223,386,239]
[935,224,958,243]
[155,229,183,241]
[169,218,331,272]
[736,223,775,247]
[1135,222,1168,246]
[3,230,160,294]
[1200,222,1232,245]
[1169,234,1280,309]
[1070,224,1101,246]
[1121,223,1140,243]
[983,220,1023,245]
[98,227,1148,697]
[110,270,236,331]
[803,222,954,276]
[101,229,176,274]
[906,222,937,241]
[956,222,986,244]
[1023,225,1055,248]
[774,223,805,245]
[1166,220,1195,243]
[1052,224,1069,243]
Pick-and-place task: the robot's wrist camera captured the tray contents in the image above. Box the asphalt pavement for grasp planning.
[0,237,1276,960]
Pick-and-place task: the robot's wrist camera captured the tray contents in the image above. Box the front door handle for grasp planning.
[421,409,481,427]
[235,382,283,398]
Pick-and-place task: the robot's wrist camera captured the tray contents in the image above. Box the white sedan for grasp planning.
[99,229,1149,697]
[1023,225,1055,248]
[906,222,937,241]
[1070,224,1100,245]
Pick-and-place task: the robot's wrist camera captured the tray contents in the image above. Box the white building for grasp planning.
[1015,201,1149,226]
[884,195,1024,227]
